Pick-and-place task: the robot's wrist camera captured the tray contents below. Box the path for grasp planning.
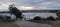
[15,20,51,27]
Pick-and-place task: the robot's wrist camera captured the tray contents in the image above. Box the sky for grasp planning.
[0,0,60,11]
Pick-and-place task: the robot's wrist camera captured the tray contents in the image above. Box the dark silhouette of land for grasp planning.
[0,10,59,13]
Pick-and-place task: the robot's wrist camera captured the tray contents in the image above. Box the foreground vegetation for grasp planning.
[28,16,60,27]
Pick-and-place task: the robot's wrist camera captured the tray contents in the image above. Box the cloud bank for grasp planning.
[0,0,60,11]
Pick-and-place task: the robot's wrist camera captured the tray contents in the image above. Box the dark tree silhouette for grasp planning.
[33,16,41,20]
[56,11,60,18]
[47,16,54,20]
[9,4,22,20]
[0,16,3,19]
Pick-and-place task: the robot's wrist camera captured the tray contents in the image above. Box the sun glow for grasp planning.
[19,6,33,10]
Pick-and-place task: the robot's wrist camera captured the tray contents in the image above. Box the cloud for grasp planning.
[0,0,60,11]
[33,2,52,10]
[0,0,19,11]
[15,0,60,10]
[0,1,13,11]
[17,6,34,10]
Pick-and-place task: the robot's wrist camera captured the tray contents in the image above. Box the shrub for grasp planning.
[56,17,60,20]
[47,16,55,21]
[0,16,3,19]
[33,16,41,20]
[42,18,46,20]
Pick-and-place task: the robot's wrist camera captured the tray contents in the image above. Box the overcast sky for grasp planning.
[0,0,60,11]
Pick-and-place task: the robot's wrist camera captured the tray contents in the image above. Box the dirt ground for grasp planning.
[50,20,60,27]
[0,20,51,27]
[29,20,60,27]
[0,20,19,27]
[15,20,51,27]
[1,19,60,27]
[0,20,60,27]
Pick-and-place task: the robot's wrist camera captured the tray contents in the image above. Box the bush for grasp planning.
[47,16,55,21]
[33,16,41,20]
[0,16,3,19]
[42,18,46,20]
[56,17,60,20]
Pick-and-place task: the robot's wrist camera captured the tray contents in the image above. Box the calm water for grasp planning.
[0,13,58,20]
[23,13,58,20]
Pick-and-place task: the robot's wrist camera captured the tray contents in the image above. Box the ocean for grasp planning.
[0,12,58,20]
[22,12,58,20]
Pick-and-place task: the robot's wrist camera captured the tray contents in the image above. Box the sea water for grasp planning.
[22,12,58,20]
